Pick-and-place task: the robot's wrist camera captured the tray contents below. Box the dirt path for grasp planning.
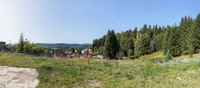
[0,66,39,88]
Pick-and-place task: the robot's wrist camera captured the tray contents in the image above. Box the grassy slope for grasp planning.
[0,52,200,88]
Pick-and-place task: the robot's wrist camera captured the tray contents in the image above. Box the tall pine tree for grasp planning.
[194,13,200,53]
[18,32,25,53]
[104,30,120,59]
[134,32,143,57]
[180,16,195,56]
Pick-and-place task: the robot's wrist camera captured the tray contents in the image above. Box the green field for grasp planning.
[0,52,200,88]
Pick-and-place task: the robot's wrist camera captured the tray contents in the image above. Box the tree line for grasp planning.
[92,13,200,60]
[5,33,90,57]
[6,33,48,56]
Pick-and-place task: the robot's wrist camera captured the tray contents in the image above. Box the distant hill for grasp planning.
[35,43,91,49]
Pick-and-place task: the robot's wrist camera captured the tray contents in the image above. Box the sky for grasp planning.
[0,0,200,44]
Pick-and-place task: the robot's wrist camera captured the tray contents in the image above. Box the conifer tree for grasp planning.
[18,32,25,53]
[134,32,143,57]
[93,13,200,59]
[170,27,182,56]
[163,27,171,55]
[104,30,120,59]
[180,16,195,56]
[194,13,200,53]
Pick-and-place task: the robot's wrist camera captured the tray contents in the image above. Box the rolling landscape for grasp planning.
[0,0,200,88]
[35,43,91,49]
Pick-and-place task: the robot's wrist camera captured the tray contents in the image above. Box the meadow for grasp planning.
[0,52,200,88]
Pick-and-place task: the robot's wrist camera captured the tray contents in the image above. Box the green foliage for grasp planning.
[134,32,143,57]
[30,45,47,56]
[127,49,134,57]
[6,33,48,56]
[1,52,200,88]
[18,32,25,53]
[165,49,172,61]
[193,13,200,53]
[92,35,106,55]
[152,26,163,51]
[6,44,18,52]
[93,13,200,60]
[180,16,195,56]
[163,26,182,57]
[104,30,120,59]
[118,30,135,57]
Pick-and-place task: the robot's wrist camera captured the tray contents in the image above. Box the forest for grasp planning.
[92,13,200,60]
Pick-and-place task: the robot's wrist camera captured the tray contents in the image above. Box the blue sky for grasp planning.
[0,0,200,44]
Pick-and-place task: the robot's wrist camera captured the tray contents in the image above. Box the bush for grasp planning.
[30,45,47,56]
[165,49,172,61]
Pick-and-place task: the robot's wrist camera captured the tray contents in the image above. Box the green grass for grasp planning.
[0,52,200,88]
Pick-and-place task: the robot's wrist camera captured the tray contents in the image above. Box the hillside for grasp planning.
[35,43,91,49]
[0,52,200,88]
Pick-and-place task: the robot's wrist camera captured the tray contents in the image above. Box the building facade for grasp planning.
[0,41,6,51]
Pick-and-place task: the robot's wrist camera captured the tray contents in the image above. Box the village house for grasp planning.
[0,41,6,51]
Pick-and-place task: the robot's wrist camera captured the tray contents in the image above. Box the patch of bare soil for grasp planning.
[88,80,101,88]
[0,66,39,88]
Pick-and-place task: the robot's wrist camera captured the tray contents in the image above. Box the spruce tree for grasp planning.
[18,32,25,53]
[93,13,200,59]
[104,30,120,59]
[170,27,182,56]
[163,26,172,55]
[180,16,195,56]
[194,13,200,53]
[134,32,142,57]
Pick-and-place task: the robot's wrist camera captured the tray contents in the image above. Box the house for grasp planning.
[0,41,6,51]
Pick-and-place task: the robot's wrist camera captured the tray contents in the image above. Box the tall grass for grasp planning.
[0,52,200,88]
